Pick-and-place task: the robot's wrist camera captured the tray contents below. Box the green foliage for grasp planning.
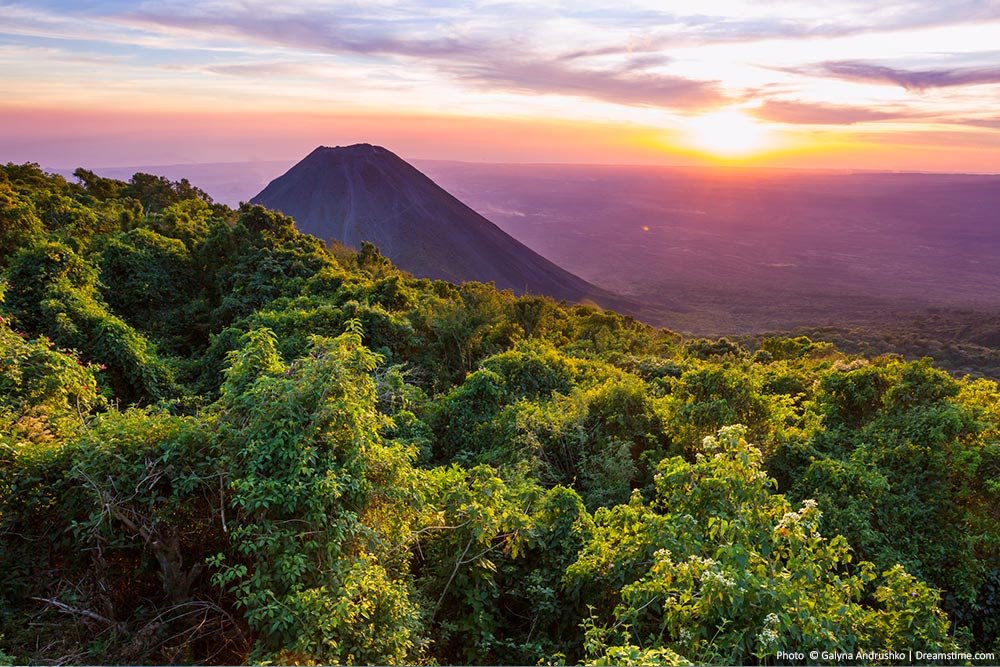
[124,172,212,213]
[783,358,998,638]
[0,317,104,442]
[667,364,779,452]
[94,228,199,349]
[203,205,335,327]
[414,464,534,663]
[149,198,217,249]
[0,181,45,260]
[4,241,176,404]
[1,163,998,664]
[73,167,126,201]
[568,426,957,665]
[212,326,424,664]
[0,407,237,663]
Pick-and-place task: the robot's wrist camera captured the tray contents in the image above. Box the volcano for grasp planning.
[251,144,643,311]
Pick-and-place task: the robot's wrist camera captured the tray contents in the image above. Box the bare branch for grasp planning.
[31,597,115,626]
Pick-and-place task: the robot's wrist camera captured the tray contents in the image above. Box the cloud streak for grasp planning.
[120,9,484,61]
[954,117,1000,130]
[817,60,1000,90]
[752,100,920,125]
[442,58,724,109]
[115,2,725,110]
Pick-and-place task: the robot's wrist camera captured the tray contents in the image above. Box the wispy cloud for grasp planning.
[199,62,322,78]
[815,60,1000,90]
[752,100,920,125]
[442,58,724,109]
[521,1,1000,46]
[954,117,1000,130]
[119,6,485,60]
[113,2,724,110]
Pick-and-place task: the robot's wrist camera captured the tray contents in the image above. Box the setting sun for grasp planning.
[686,110,772,157]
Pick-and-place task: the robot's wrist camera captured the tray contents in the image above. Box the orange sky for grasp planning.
[2,1,999,173]
[2,105,997,174]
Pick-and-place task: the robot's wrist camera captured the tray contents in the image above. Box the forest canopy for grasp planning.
[0,163,998,665]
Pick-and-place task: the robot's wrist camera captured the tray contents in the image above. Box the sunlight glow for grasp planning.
[3,2,1000,171]
[685,110,772,157]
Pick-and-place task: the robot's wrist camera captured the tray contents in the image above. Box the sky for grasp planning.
[1,0,999,172]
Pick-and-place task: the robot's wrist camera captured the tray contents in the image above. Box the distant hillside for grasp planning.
[251,144,651,314]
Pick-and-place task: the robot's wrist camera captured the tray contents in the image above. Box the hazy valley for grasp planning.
[419,163,1000,328]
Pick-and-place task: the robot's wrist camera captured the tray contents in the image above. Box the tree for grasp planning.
[568,426,957,665]
[210,325,425,664]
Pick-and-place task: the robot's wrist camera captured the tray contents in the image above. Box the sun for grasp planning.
[685,110,771,158]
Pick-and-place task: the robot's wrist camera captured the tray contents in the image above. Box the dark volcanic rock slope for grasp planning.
[251,144,636,309]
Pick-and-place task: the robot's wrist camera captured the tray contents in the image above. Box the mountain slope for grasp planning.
[251,144,649,311]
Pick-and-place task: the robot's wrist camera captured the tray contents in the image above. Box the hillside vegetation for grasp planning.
[1,163,998,665]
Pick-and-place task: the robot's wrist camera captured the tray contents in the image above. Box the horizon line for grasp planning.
[39,155,1000,179]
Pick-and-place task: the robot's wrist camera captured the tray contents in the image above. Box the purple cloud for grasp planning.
[198,62,319,77]
[121,10,482,60]
[954,117,1000,130]
[120,5,723,110]
[752,100,919,124]
[819,60,1000,90]
[442,58,723,109]
[107,2,999,112]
